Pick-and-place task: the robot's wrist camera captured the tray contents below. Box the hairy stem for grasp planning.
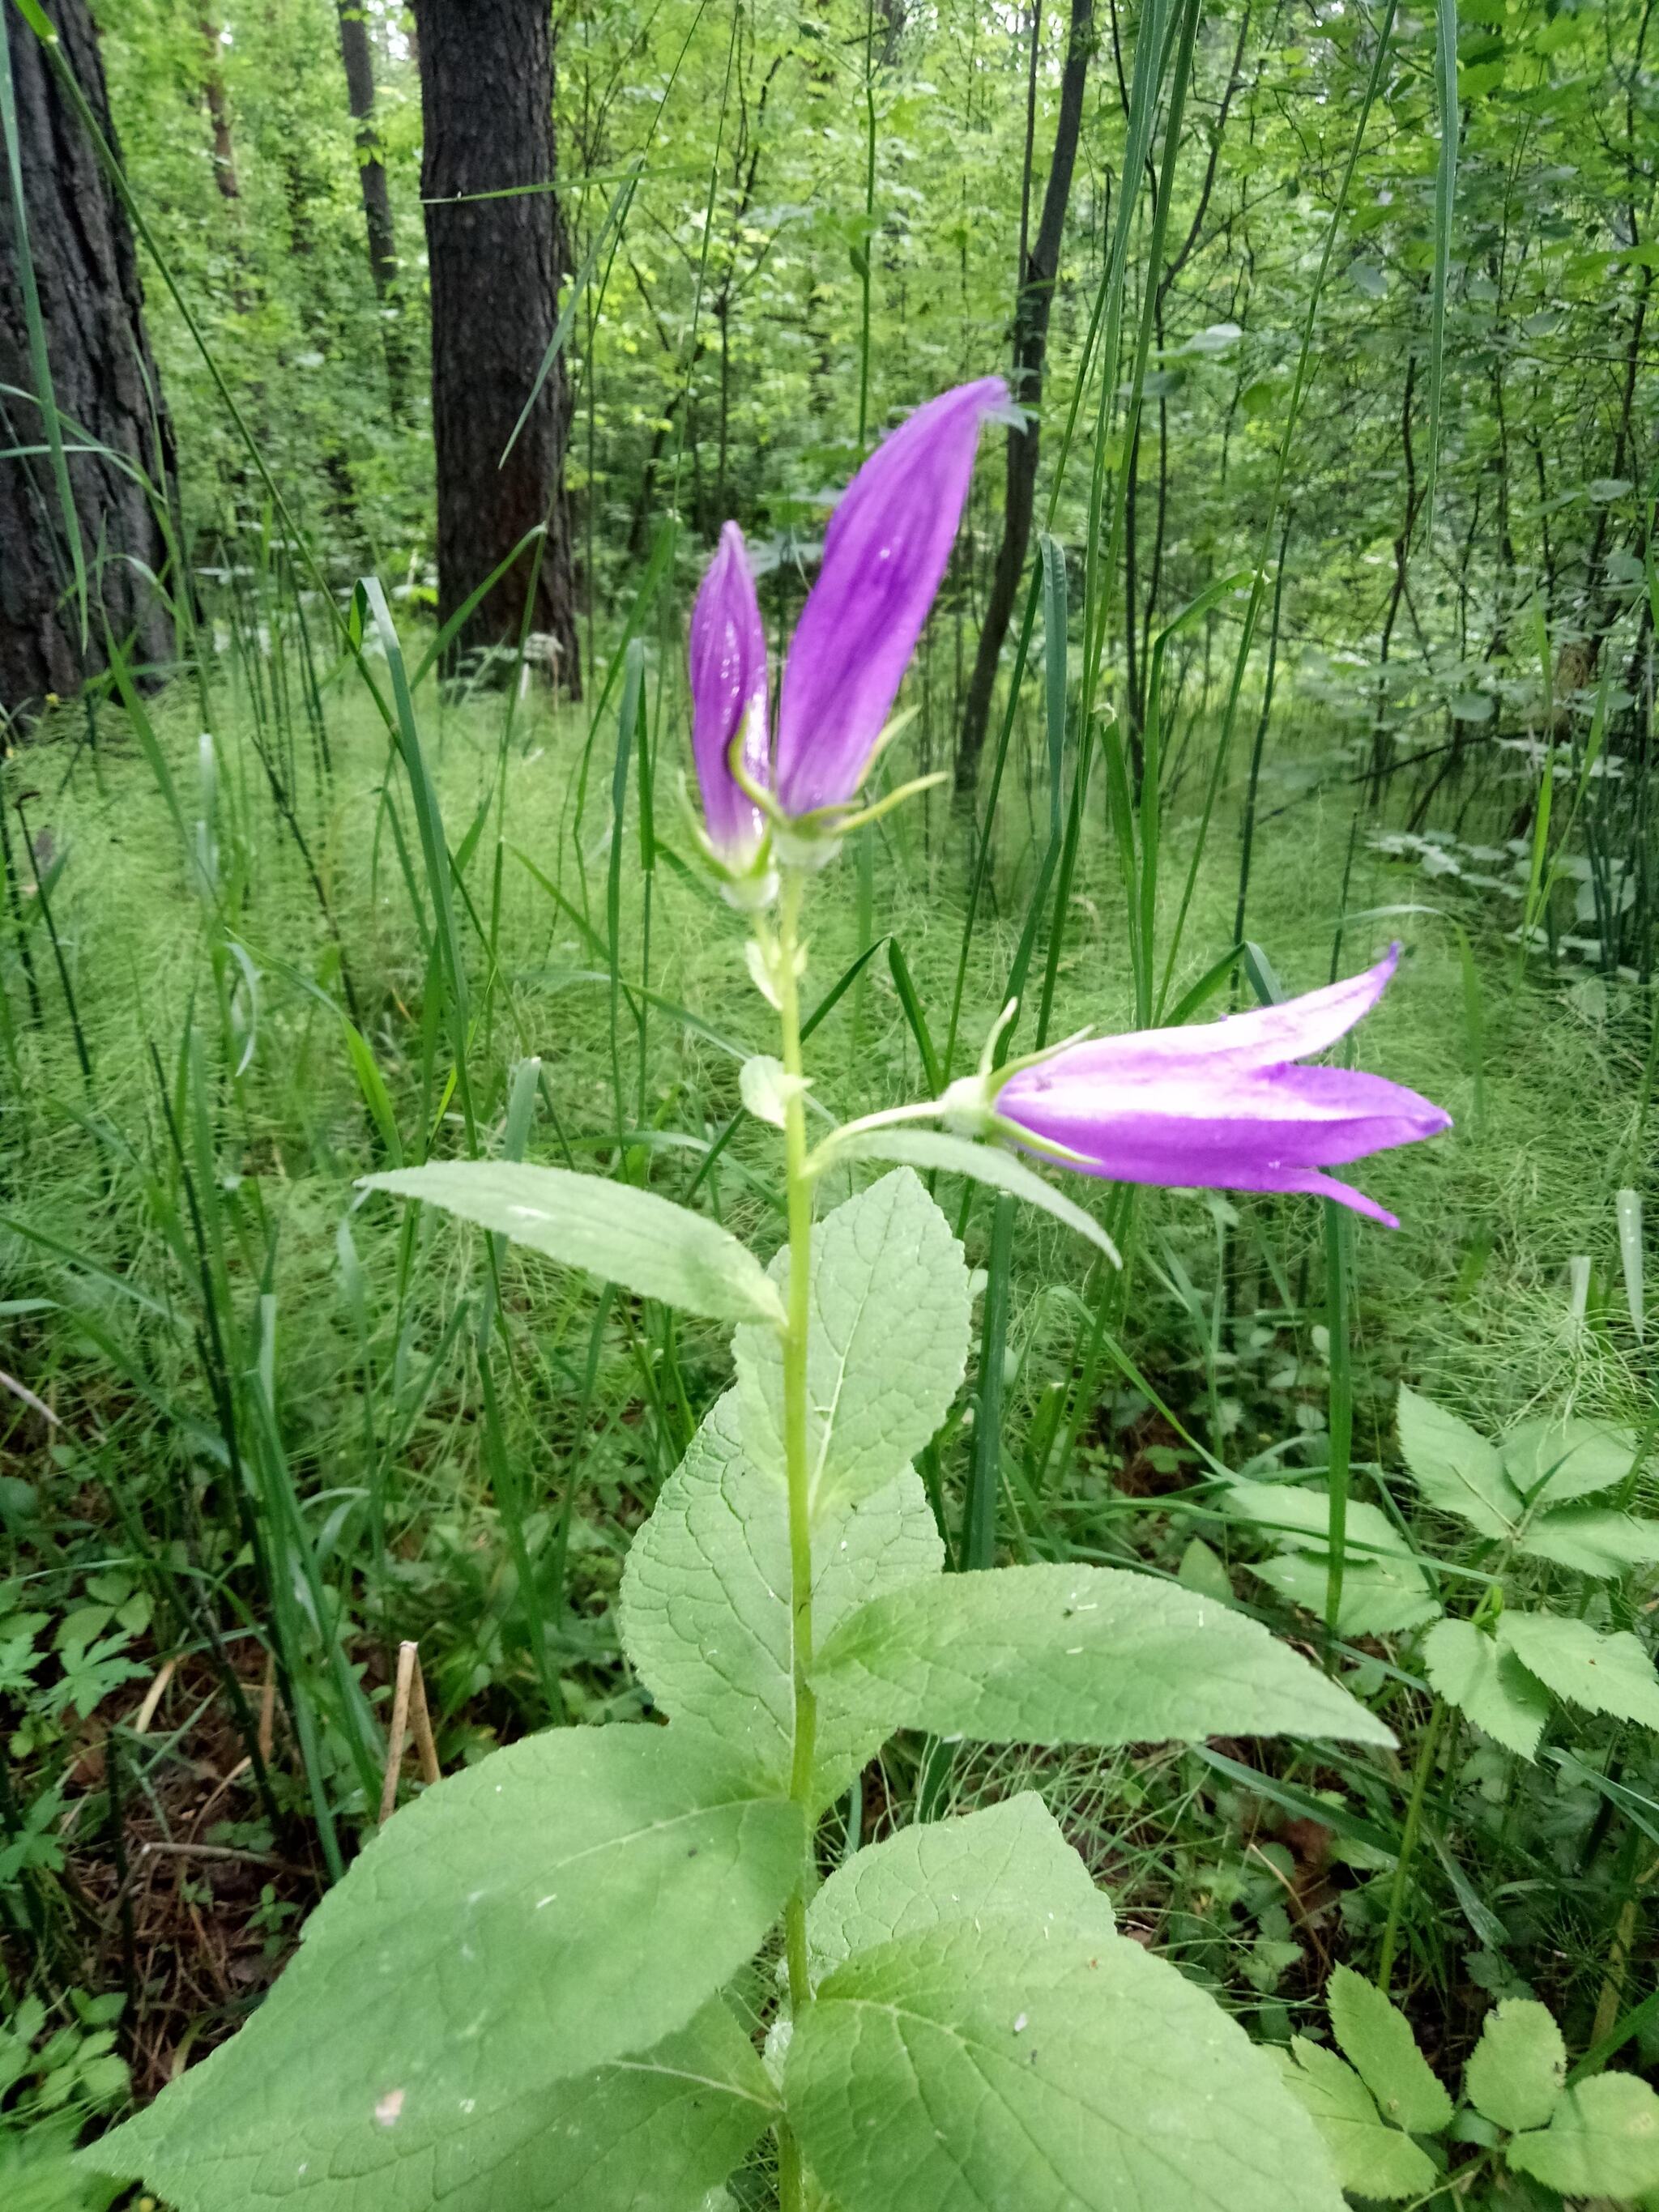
[775,867,818,2212]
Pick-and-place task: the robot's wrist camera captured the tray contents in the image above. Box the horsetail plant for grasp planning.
[88,388,1452,2212]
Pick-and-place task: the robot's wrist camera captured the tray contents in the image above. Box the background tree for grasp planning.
[0,0,173,723]
[953,0,1094,798]
[413,0,579,688]
[333,0,406,414]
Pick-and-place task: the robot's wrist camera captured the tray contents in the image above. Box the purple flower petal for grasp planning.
[996,949,1450,1227]
[689,522,770,862]
[1027,947,1402,1089]
[774,377,1009,816]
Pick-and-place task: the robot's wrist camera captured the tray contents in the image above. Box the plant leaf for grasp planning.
[1464,1999,1566,2132]
[1497,1613,1659,1730]
[1221,1478,1422,1565]
[1396,1386,1521,1538]
[1327,1963,1453,2133]
[1502,1416,1639,1506]
[734,1169,972,1517]
[1422,1618,1552,1760]
[831,1128,1121,1263]
[1270,2041,1439,2201]
[1506,2073,1659,2198]
[1516,1507,1659,1579]
[786,1915,1346,2212]
[806,1793,1111,1984]
[361,1163,784,1327]
[86,1726,803,2208]
[618,1390,941,1803]
[90,1997,774,2212]
[813,1565,1394,1749]
[1247,1553,1440,1638]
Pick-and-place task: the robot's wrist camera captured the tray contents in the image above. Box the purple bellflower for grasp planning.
[955,946,1449,1227]
[687,378,1009,880]
[688,521,770,875]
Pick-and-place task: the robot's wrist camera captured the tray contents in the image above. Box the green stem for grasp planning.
[775,869,819,2212]
[1377,1694,1445,1989]
[1322,1200,1352,1648]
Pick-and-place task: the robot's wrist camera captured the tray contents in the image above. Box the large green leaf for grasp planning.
[360,1163,785,1327]
[1423,1618,1552,1760]
[734,1169,972,1517]
[806,1793,1111,1984]
[812,1565,1392,1749]
[1516,1507,1659,1579]
[1503,1416,1639,1506]
[1396,1387,1521,1538]
[1506,2073,1659,2198]
[1326,1963,1453,2133]
[786,1915,1345,2212]
[618,1390,942,1801]
[1497,1613,1659,1730]
[88,1727,802,2210]
[92,1999,775,2212]
[1464,1999,1566,2133]
[1268,2042,1438,2201]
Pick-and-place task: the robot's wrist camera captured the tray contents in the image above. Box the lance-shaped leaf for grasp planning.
[1423,1618,1551,1760]
[360,1163,784,1327]
[1497,1613,1659,1730]
[1269,2041,1439,2201]
[786,1915,1346,2212]
[734,1169,972,1516]
[90,1998,776,2212]
[831,1127,1121,1262]
[1506,2074,1659,2199]
[1327,1963,1453,2133]
[812,1565,1392,1749]
[1464,1999,1566,2133]
[806,1793,1111,1984]
[619,1390,942,1803]
[1396,1386,1521,1537]
[87,1726,803,2211]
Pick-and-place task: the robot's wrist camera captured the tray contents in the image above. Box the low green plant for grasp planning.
[0,1992,129,2212]
[1274,1963,1659,2206]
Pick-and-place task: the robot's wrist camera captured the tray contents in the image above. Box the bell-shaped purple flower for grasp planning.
[688,521,770,865]
[995,947,1450,1226]
[774,376,1009,816]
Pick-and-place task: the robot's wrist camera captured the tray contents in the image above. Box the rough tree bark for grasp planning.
[0,0,173,724]
[413,0,579,690]
[334,1,407,415]
[953,0,1092,799]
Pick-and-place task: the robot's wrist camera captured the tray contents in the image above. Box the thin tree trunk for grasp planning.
[198,13,240,198]
[954,0,1093,799]
[0,0,174,722]
[415,0,580,690]
[335,1,407,415]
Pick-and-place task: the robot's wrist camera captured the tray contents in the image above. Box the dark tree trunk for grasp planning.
[0,0,174,724]
[414,0,579,692]
[334,1,407,416]
[954,0,1092,799]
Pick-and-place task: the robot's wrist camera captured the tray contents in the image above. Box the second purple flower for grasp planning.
[687,377,1009,872]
